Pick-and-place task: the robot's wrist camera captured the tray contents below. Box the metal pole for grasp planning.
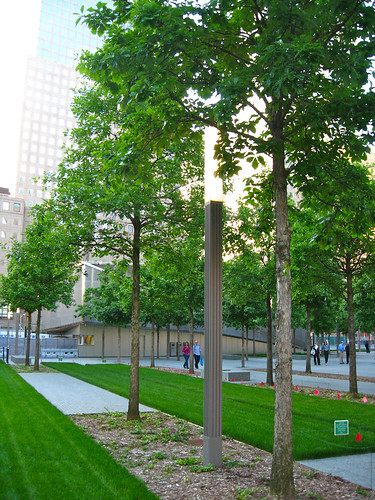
[203,199,223,466]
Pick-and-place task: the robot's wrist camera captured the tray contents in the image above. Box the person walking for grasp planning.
[193,340,201,369]
[322,340,330,364]
[313,342,320,366]
[338,341,345,364]
[365,340,370,353]
[182,341,190,369]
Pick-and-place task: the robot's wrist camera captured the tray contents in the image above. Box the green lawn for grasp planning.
[45,362,375,461]
[0,361,156,500]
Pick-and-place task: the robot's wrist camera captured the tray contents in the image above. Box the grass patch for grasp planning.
[0,361,156,499]
[44,362,375,460]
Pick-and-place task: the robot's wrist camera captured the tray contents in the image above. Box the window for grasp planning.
[0,231,6,238]
[1,217,7,224]
[79,335,94,346]
[2,202,9,211]
[13,203,21,212]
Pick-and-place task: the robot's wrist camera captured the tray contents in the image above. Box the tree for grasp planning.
[76,263,132,359]
[230,173,276,385]
[290,205,340,372]
[47,82,203,419]
[0,207,80,370]
[306,161,375,395]
[223,255,266,367]
[78,2,375,495]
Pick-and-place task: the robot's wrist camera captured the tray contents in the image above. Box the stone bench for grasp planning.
[222,371,250,382]
[40,349,78,359]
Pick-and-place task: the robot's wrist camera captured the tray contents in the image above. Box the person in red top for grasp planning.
[182,341,190,369]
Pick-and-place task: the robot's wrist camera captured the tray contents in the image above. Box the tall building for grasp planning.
[1,1,101,335]
[15,0,100,207]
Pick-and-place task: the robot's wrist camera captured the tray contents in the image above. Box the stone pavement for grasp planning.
[19,352,375,491]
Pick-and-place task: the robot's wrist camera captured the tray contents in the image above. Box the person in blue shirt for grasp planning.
[338,341,345,364]
[193,340,201,369]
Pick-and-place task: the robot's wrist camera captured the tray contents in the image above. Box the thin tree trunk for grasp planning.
[15,310,19,356]
[117,326,121,361]
[177,325,181,361]
[102,324,105,359]
[189,308,194,374]
[25,312,31,366]
[252,327,256,356]
[241,318,245,368]
[157,326,160,358]
[128,217,141,421]
[151,318,155,368]
[346,257,357,396]
[33,306,42,371]
[270,143,294,498]
[246,325,249,361]
[305,300,312,374]
[166,323,170,359]
[266,294,273,386]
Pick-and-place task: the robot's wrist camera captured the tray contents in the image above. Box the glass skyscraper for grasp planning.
[15,0,100,207]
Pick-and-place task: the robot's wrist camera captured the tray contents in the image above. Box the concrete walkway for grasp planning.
[19,353,375,491]
[19,372,155,415]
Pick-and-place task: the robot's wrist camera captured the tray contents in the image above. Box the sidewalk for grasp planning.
[20,354,375,491]
[19,372,155,415]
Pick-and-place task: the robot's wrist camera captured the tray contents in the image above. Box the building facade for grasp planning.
[15,0,100,208]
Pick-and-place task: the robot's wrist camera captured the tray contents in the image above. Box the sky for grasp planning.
[0,0,41,195]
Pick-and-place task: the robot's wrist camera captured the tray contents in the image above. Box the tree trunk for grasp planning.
[157,326,160,359]
[270,144,295,498]
[241,318,245,368]
[25,312,31,366]
[33,306,42,371]
[15,310,19,356]
[101,324,105,359]
[151,318,155,368]
[293,328,296,354]
[266,294,273,386]
[189,308,194,374]
[252,327,256,356]
[117,326,121,361]
[166,323,170,359]
[346,257,357,396]
[177,325,181,361]
[305,300,312,374]
[246,325,249,361]
[127,217,141,421]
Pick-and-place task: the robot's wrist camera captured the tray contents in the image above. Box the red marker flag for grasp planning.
[260,382,264,386]
[314,389,319,395]
[337,393,340,399]
[356,433,363,442]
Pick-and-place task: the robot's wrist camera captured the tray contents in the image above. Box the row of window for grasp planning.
[1,202,22,213]
[1,217,20,225]
[0,231,20,240]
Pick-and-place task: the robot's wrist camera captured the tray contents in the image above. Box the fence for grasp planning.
[0,337,78,359]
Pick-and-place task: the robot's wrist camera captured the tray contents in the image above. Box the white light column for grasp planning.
[203,127,223,467]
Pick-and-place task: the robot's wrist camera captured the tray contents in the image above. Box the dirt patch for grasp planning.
[71,410,374,499]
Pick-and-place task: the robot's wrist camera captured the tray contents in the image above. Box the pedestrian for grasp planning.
[182,341,190,369]
[338,341,345,364]
[313,342,320,366]
[365,340,370,353]
[193,340,201,369]
[345,342,350,364]
[322,340,330,364]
